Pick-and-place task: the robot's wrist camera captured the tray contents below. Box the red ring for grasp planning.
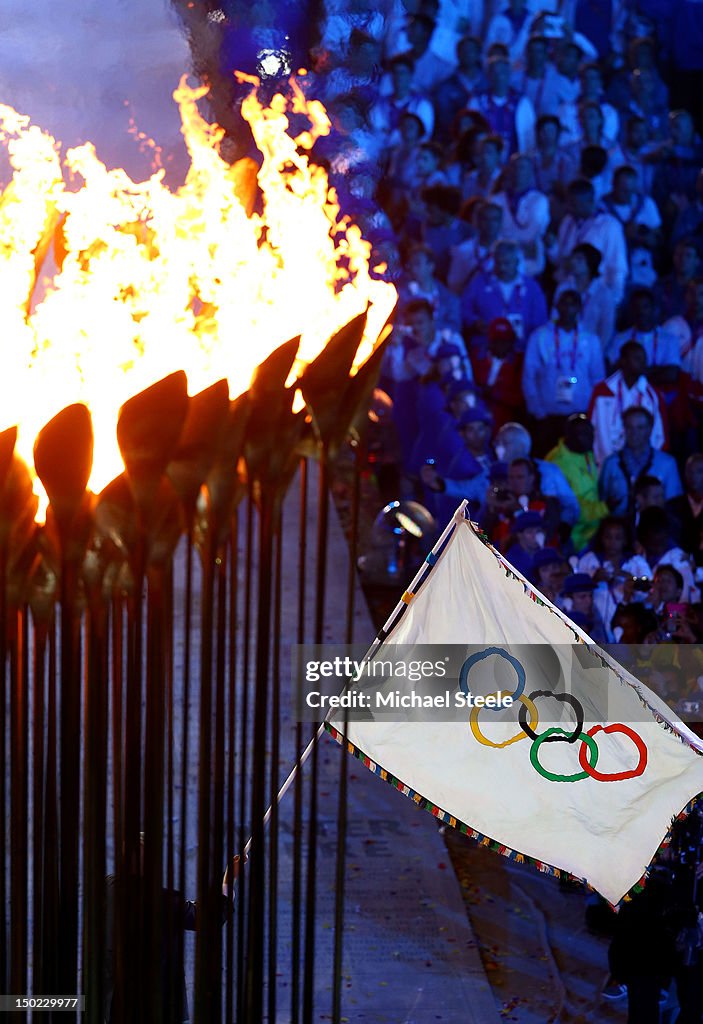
[578,724,647,782]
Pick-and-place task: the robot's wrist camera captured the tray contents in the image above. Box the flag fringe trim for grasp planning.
[325,721,703,906]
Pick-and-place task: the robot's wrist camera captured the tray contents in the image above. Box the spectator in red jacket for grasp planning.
[470,317,525,428]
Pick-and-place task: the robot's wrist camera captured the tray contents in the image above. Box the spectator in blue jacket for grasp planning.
[598,406,683,518]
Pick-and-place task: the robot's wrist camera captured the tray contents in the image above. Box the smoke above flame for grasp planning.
[0,74,396,517]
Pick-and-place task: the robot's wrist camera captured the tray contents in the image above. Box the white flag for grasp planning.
[328,511,703,904]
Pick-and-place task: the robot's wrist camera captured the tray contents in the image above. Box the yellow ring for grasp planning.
[470,692,539,748]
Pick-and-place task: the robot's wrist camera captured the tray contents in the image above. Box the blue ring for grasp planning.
[459,647,526,703]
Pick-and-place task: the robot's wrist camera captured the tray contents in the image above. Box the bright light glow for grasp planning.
[0,76,396,518]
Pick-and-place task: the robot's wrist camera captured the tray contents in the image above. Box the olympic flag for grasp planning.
[327,510,703,904]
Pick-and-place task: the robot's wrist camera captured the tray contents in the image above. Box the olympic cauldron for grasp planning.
[0,77,395,1022]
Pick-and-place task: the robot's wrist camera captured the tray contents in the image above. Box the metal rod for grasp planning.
[225,509,238,1024]
[194,544,216,1022]
[267,509,283,1024]
[244,494,274,1022]
[291,457,308,1024]
[10,606,27,1003]
[236,493,254,1023]
[302,450,330,1024]
[177,528,194,1019]
[31,618,47,994]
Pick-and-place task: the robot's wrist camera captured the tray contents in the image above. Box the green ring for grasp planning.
[530,728,599,783]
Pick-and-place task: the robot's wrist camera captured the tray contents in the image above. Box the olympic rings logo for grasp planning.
[459,647,648,784]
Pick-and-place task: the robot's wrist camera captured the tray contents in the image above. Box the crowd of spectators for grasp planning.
[269,0,703,705]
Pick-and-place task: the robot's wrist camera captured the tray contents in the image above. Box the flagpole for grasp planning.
[242,501,469,857]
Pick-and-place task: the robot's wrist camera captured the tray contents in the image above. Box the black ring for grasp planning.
[518,689,584,744]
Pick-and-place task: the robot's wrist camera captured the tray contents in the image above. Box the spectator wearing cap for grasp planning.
[598,407,682,518]
[420,404,495,520]
[461,239,548,354]
[493,420,580,527]
[472,54,536,155]
[503,509,550,578]
[555,243,615,350]
[400,243,462,330]
[545,413,609,551]
[447,200,502,295]
[547,178,628,303]
[471,317,524,428]
[588,342,667,464]
[432,35,486,143]
[559,573,609,643]
[522,288,604,454]
[491,154,550,276]
[530,546,570,604]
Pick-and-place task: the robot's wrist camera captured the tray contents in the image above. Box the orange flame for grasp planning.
[0,76,396,519]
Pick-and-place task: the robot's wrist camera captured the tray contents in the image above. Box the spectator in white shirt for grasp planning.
[522,288,604,452]
[548,177,628,303]
[405,13,453,93]
[588,341,667,464]
[370,55,435,141]
[600,165,662,276]
[492,153,550,276]
[666,278,703,386]
[563,102,625,197]
[529,114,578,206]
[484,0,533,66]
[472,54,536,154]
[554,242,616,351]
[513,34,557,117]
[558,63,619,146]
[607,288,681,389]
